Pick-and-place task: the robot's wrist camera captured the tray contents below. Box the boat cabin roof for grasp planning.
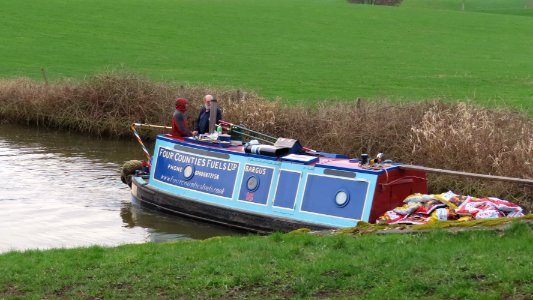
[159,134,398,174]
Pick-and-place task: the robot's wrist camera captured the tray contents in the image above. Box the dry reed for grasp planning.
[0,72,531,211]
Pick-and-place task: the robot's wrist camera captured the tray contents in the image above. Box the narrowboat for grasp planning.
[127,122,428,233]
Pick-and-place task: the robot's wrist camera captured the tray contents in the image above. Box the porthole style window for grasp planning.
[183,165,194,180]
[335,190,350,207]
[246,176,260,192]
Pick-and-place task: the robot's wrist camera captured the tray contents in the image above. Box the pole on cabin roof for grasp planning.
[209,98,218,134]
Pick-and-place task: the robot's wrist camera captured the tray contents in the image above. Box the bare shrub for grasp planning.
[409,102,533,209]
[0,73,531,211]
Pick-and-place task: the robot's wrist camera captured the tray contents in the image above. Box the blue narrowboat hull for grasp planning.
[130,134,427,232]
[131,177,336,232]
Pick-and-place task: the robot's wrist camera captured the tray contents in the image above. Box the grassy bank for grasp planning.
[1,221,531,299]
[1,0,532,108]
[0,73,531,211]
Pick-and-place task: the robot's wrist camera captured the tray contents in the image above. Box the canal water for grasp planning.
[0,124,240,253]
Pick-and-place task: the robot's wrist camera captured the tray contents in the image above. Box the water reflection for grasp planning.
[120,203,244,241]
[0,124,241,253]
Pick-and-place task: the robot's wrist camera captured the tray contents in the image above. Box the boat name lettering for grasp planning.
[244,165,267,175]
[158,148,238,171]
[155,147,239,198]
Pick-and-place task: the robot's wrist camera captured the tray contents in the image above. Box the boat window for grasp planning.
[246,176,260,192]
[335,190,350,207]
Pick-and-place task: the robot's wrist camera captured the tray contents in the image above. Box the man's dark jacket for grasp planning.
[195,107,222,134]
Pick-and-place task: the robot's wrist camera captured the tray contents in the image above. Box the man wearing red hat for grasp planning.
[172,98,193,138]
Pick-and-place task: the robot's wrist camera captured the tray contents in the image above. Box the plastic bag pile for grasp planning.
[377,191,524,225]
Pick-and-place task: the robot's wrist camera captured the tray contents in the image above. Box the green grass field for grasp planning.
[1,0,532,108]
[1,222,532,299]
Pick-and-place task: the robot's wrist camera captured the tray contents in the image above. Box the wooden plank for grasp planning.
[133,123,171,129]
[399,165,533,186]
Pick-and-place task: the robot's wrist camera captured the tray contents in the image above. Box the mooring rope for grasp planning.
[130,123,152,165]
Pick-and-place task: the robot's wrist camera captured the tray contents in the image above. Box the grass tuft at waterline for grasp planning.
[1,221,531,299]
